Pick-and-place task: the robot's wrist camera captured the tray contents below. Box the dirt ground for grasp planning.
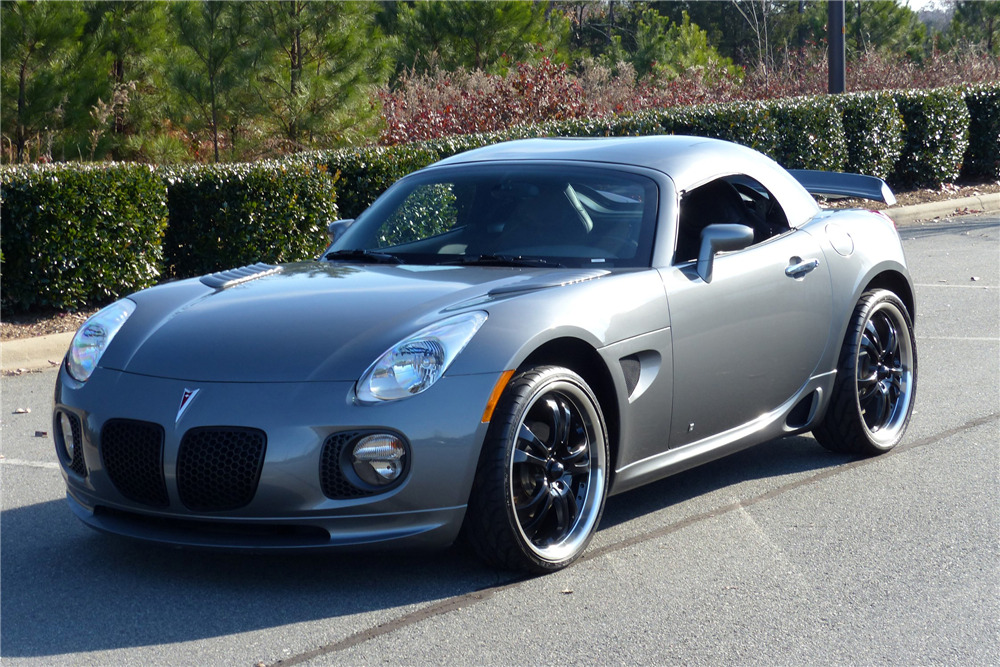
[2,178,997,343]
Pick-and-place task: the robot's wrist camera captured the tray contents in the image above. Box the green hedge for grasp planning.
[837,92,905,180]
[767,97,847,171]
[2,85,992,315]
[311,145,439,221]
[891,88,971,187]
[961,83,1000,179]
[162,162,336,278]
[1,164,167,313]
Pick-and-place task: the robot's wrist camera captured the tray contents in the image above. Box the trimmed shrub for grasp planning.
[961,83,1000,179]
[162,162,336,278]
[836,92,905,179]
[1,164,167,313]
[891,88,970,187]
[313,144,439,220]
[660,100,778,154]
[767,97,847,171]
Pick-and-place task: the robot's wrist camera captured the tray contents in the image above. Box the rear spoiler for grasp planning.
[788,169,896,206]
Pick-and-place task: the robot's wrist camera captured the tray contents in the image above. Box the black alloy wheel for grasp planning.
[464,366,609,573]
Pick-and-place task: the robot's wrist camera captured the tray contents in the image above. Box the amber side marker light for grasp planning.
[481,369,516,423]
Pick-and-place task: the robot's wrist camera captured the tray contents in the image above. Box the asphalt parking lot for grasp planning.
[2,213,997,666]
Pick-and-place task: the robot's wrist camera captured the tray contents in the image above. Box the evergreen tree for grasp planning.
[252,0,390,149]
[1,0,86,163]
[950,0,1000,54]
[393,1,562,73]
[168,1,254,162]
[79,1,168,159]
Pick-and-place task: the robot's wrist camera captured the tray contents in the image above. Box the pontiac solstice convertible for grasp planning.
[54,136,916,572]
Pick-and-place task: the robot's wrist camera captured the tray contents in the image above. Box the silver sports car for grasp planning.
[54,136,916,572]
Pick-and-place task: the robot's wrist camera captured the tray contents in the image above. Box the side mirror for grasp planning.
[327,219,355,244]
[696,224,754,283]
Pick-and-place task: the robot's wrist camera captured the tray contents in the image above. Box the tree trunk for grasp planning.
[113,57,126,135]
[17,60,28,163]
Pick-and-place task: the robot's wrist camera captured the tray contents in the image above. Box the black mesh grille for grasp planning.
[177,427,266,512]
[62,412,87,477]
[320,432,379,499]
[101,419,168,508]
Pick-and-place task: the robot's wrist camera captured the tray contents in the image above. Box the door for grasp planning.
[661,228,833,449]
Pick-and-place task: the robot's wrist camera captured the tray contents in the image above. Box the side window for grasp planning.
[675,175,790,264]
[377,183,459,248]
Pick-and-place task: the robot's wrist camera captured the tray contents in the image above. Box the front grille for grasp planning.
[320,432,379,499]
[177,427,266,512]
[101,419,168,508]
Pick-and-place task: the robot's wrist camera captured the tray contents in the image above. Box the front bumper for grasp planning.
[54,366,500,550]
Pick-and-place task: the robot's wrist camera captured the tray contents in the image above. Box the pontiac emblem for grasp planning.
[176,388,200,423]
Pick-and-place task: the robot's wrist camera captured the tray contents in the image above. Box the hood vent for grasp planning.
[200,263,282,290]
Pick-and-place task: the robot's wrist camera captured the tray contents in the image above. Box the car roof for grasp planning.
[434,135,821,224]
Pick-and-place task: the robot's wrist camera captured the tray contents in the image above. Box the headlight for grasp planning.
[67,299,136,382]
[356,311,487,403]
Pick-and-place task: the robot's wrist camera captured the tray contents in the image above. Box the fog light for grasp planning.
[351,434,406,486]
[59,411,78,461]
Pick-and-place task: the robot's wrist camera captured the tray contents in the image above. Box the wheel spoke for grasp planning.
[544,397,572,448]
[862,380,892,431]
[517,423,549,458]
[862,320,882,358]
[518,490,553,539]
[549,483,578,540]
[858,370,880,399]
[516,479,549,514]
[879,316,898,364]
[512,445,547,469]
[561,437,589,465]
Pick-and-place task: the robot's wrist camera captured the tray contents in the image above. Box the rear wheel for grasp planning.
[814,289,917,455]
[464,366,608,573]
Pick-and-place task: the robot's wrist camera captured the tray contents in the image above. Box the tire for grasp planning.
[463,366,609,573]
[814,289,917,456]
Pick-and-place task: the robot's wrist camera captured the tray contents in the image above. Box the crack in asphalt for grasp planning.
[270,410,1000,667]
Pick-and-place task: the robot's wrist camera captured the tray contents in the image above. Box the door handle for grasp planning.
[785,257,820,278]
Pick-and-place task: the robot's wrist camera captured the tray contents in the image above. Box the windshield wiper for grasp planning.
[447,254,565,268]
[324,249,404,264]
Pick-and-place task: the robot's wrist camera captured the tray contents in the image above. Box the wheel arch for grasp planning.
[520,337,621,485]
[863,269,916,324]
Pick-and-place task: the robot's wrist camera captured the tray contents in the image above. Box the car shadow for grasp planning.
[600,434,855,530]
[1,435,851,659]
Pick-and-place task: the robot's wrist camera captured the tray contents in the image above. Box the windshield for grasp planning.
[331,164,659,268]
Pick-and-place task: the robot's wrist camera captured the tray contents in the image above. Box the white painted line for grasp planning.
[914,283,998,289]
[0,458,59,469]
[919,336,1000,341]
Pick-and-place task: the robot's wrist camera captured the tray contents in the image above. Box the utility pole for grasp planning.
[828,0,846,93]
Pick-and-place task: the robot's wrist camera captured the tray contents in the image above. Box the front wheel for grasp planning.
[814,289,917,455]
[464,366,609,573]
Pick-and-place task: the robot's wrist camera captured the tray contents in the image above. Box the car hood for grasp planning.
[104,262,608,382]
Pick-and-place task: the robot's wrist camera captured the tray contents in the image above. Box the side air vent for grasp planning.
[618,351,661,400]
[786,390,820,429]
[200,263,281,290]
[619,356,641,396]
